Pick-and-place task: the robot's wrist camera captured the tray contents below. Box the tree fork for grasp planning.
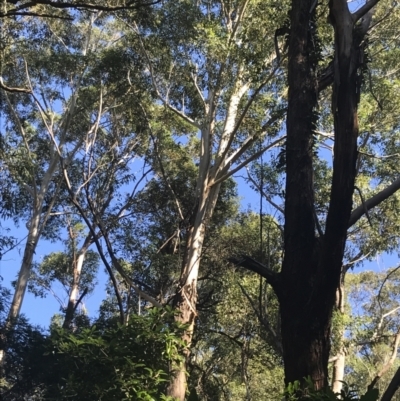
[281,0,372,389]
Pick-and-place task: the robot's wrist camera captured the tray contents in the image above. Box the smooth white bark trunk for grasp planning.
[332,284,346,394]
[63,248,88,329]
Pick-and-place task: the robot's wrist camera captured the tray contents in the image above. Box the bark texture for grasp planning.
[279,0,370,388]
[280,0,328,388]
[168,185,221,400]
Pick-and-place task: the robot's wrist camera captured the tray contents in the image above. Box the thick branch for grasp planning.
[0,77,31,93]
[381,367,400,401]
[2,0,161,17]
[229,255,280,291]
[348,177,400,227]
[317,61,334,92]
[352,0,382,22]
[208,329,244,348]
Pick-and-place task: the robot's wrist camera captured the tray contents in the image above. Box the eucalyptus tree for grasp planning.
[27,219,100,329]
[0,13,85,326]
[0,8,152,370]
[118,1,287,397]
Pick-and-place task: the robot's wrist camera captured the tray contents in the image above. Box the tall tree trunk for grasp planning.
[0,154,61,377]
[63,236,91,329]
[280,0,370,388]
[281,0,328,388]
[168,184,221,401]
[0,208,42,381]
[7,216,41,325]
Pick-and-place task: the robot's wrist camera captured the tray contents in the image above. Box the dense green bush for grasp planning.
[3,307,186,401]
[284,378,379,401]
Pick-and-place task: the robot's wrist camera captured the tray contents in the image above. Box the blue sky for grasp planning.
[0,0,393,329]
[0,175,262,327]
[1,172,398,329]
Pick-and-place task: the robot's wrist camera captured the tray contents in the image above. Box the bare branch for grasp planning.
[0,77,31,93]
[237,282,282,355]
[245,169,284,214]
[229,255,280,291]
[211,136,286,187]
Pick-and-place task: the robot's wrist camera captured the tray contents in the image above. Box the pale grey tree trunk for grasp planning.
[332,284,346,394]
[62,237,91,329]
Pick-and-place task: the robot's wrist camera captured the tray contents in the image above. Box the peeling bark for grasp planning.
[168,184,221,401]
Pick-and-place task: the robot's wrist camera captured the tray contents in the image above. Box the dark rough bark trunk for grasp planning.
[281,0,329,389]
[280,0,369,389]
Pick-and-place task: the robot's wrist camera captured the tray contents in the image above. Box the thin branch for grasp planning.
[66,190,125,324]
[377,266,400,313]
[85,190,162,308]
[214,68,281,172]
[141,105,185,221]
[221,110,286,172]
[237,282,282,355]
[1,0,161,17]
[343,251,371,272]
[245,169,284,214]
[208,329,244,347]
[129,21,200,129]
[211,136,286,187]
[190,69,206,110]
[0,235,28,260]
[354,186,374,228]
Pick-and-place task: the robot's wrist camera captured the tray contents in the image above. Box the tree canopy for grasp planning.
[2,0,400,400]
